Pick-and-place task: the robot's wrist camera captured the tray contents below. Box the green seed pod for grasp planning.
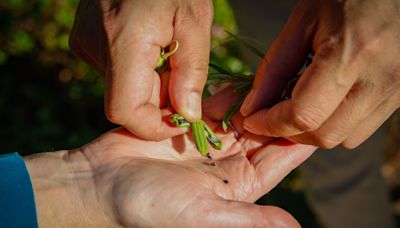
[203,122,222,150]
[169,113,222,156]
[191,121,209,156]
[169,114,191,128]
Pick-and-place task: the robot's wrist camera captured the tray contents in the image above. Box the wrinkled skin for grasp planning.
[241,0,400,149]
[70,0,213,140]
[80,89,316,227]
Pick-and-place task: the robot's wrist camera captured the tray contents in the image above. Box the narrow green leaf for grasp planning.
[209,63,233,75]
[222,121,229,133]
[222,97,244,132]
[202,87,212,99]
[207,73,231,81]
[234,81,252,94]
[203,122,222,150]
[230,73,253,82]
[225,30,265,59]
[208,72,252,85]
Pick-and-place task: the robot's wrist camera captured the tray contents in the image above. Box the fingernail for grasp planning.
[240,90,254,116]
[184,92,202,121]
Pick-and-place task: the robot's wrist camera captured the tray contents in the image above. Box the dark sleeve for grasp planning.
[0,153,38,228]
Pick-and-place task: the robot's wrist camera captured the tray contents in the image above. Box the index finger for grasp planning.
[244,42,358,138]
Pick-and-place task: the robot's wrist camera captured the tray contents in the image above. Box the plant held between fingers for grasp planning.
[156,33,299,156]
[156,41,223,157]
[169,114,222,156]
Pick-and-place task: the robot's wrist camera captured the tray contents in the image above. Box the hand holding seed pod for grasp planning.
[70,0,212,141]
[157,43,222,157]
[164,33,280,155]
[169,114,222,157]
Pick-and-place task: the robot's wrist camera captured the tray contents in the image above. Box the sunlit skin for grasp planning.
[70,0,213,140]
[71,0,400,149]
[26,89,316,227]
[241,0,400,148]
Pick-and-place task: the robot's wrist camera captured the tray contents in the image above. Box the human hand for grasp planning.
[240,0,400,148]
[80,91,316,227]
[69,0,213,140]
[26,90,316,227]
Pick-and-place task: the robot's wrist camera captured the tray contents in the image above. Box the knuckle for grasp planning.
[100,0,121,13]
[260,119,275,137]
[174,52,209,71]
[323,35,342,48]
[341,139,361,149]
[313,132,342,149]
[315,35,342,60]
[386,67,400,91]
[152,128,167,141]
[291,106,323,132]
[191,0,214,23]
[178,0,213,28]
[394,90,400,105]
[174,58,209,89]
[139,130,164,141]
[189,58,209,73]
[105,104,126,125]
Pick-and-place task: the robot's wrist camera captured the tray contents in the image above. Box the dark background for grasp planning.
[0,0,113,155]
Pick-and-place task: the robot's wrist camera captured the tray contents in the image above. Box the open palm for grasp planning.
[81,89,316,227]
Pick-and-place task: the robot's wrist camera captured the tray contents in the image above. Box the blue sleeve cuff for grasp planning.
[0,153,38,228]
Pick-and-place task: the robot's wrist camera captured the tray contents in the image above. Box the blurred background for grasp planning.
[0,0,398,227]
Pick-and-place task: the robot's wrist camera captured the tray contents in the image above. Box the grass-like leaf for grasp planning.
[222,97,244,132]
[225,30,265,59]
[234,81,252,95]
[209,63,233,75]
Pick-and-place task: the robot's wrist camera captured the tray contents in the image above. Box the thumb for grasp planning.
[240,1,315,116]
[169,1,213,122]
[203,200,300,228]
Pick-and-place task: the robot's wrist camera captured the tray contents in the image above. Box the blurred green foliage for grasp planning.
[211,0,250,75]
[0,1,317,226]
[0,0,111,154]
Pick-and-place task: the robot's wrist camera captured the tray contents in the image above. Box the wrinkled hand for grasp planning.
[241,0,400,148]
[79,89,316,227]
[70,0,213,140]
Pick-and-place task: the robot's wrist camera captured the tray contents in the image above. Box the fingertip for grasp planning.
[209,201,300,228]
[243,109,274,137]
[240,90,255,116]
[175,91,202,122]
[243,117,258,135]
[264,206,301,228]
[243,205,301,228]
